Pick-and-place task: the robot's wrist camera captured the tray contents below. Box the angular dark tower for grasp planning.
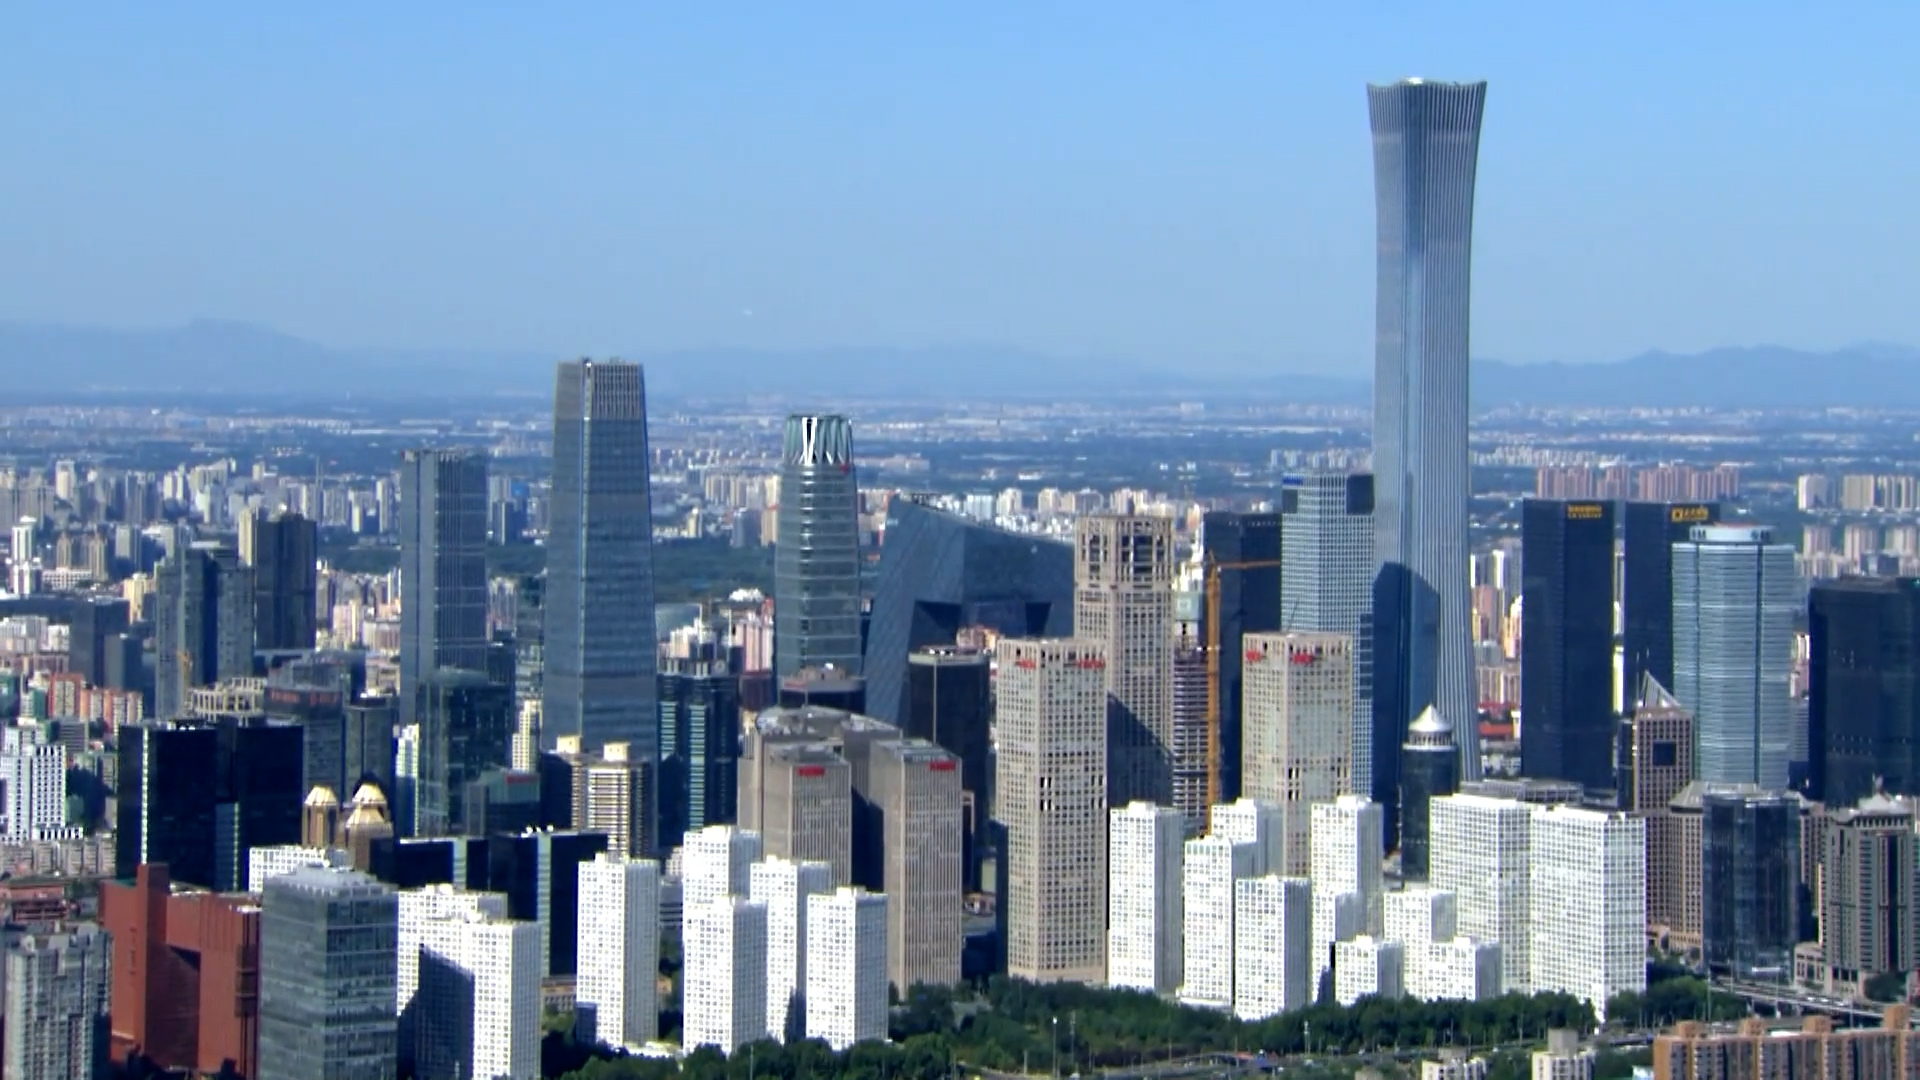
[1368,78,1488,839]
[1621,501,1717,705]
[775,415,862,677]
[545,360,659,775]
[1201,510,1282,803]
[1520,499,1617,792]
[1809,577,1920,805]
[241,508,318,651]
[1398,704,1459,881]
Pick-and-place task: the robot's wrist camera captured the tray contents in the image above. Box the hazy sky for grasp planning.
[4,4,1917,375]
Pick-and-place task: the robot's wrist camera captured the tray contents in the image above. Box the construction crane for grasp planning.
[1203,554,1282,833]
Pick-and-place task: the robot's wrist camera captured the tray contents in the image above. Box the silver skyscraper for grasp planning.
[546,361,659,785]
[1672,525,1798,789]
[1367,79,1488,822]
[1280,471,1375,795]
[775,415,862,677]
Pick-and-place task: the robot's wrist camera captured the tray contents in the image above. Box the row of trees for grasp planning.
[553,977,1615,1080]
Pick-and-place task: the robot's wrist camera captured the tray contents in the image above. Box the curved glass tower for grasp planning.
[775,415,863,677]
[1367,79,1488,833]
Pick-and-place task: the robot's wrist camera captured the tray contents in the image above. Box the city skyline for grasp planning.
[7,8,1920,375]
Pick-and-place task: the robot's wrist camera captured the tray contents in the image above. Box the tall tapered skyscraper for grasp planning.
[546,360,659,802]
[1367,79,1488,841]
[775,415,862,678]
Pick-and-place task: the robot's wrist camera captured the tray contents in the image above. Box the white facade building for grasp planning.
[804,887,889,1051]
[1231,875,1312,1021]
[398,885,509,1045]
[246,844,351,893]
[750,856,833,1041]
[1333,936,1404,1005]
[1531,1030,1596,1079]
[1384,887,1454,1000]
[1106,802,1184,995]
[1210,798,1284,874]
[1178,833,1261,1010]
[411,912,541,1080]
[1427,938,1502,1003]
[1431,794,1534,994]
[1241,632,1355,877]
[1421,1050,1491,1080]
[1310,796,1383,987]
[0,727,66,842]
[576,853,661,1050]
[684,896,770,1054]
[1527,806,1645,1019]
[683,826,764,914]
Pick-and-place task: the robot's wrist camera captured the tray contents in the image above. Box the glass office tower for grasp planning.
[775,415,863,677]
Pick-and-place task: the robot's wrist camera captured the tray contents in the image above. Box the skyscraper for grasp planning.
[865,496,1074,726]
[1701,787,1799,980]
[1106,801,1185,996]
[995,638,1108,985]
[804,888,890,1051]
[399,450,490,727]
[1809,578,1920,805]
[1528,806,1646,1019]
[115,719,305,891]
[1621,502,1717,704]
[868,737,964,994]
[775,415,862,677]
[414,669,513,838]
[258,867,399,1080]
[3,926,110,1080]
[657,657,742,849]
[683,895,769,1054]
[1520,499,1617,792]
[1398,706,1460,881]
[1201,510,1283,803]
[1240,632,1354,877]
[155,542,254,719]
[575,854,661,1051]
[1075,515,1175,807]
[240,508,319,652]
[1279,472,1375,795]
[1368,79,1489,832]
[1672,526,1798,789]
[546,360,659,782]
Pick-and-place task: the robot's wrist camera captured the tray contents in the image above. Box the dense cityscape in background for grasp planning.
[4,60,1920,1080]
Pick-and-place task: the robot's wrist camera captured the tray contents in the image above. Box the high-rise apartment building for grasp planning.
[576,854,661,1051]
[868,737,964,993]
[1310,795,1385,988]
[1621,502,1716,706]
[775,415,862,677]
[1241,632,1353,877]
[1521,499,1617,792]
[3,925,111,1080]
[1532,1030,1597,1080]
[546,360,659,780]
[1672,526,1798,788]
[994,638,1108,984]
[1334,936,1405,1005]
[399,450,490,727]
[1279,472,1375,795]
[1809,578,1920,805]
[558,739,654,858]
[1075,515,1174,807]
[865,496,1073,729]
[1368,79,1488,825]
[1106,801,1184,996]
[397,884,507,1071]
[750,857,834,1042]
[1652,1013,1919,1080]
[0,726,67,842]
[805,888,890,1051]
[682,825,763,915]
[1700,787,1799,980]
[1430,793,1533,994]
[684,895,770,1054]
[408,899,540,1080]
[1201,510,1283,804]
[1180,821,1269,1011]
[1527,806,1645,1018]
[1817,794,1917,997]
[1231,875,1312,1021]
[155,542,254,719]
[258,868,399,1080]
[240,508,318,652]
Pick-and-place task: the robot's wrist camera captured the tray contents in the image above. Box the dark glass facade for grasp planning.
[1520,499,1618,792]
[257,869,398,1080]
[1809,578,1920,805]
[658,659,742,849]
[864,496,1073,729]
[398,449,490,727]
[243,509,318,652]
[1202,510,1283,801]
[1398,717,1459,881]
[776,414,864,677]
[1622,501,1718,705]
[1369,80,1488,804]
[487,830,609,977]
[545,361,659,779]
[116,719,305,891]
[1701,789,1800,980]
[415,669,514,837]
[155,544,255,719]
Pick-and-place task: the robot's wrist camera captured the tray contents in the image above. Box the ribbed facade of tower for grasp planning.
[1672,525,1798,789]
[776,415,863,677]
[1074,514,1175,808]
[546,360,659,811]
[1367,80,1488,832]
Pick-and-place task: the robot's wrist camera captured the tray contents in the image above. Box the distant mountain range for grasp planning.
[2,319,1916,409]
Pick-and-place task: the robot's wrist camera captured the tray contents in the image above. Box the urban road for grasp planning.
[961,1033,1656,1080]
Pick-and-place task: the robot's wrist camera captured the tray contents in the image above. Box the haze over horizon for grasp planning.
[7,4,1919,378]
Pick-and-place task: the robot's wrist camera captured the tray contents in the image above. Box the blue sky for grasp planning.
[3,3,1916,375]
